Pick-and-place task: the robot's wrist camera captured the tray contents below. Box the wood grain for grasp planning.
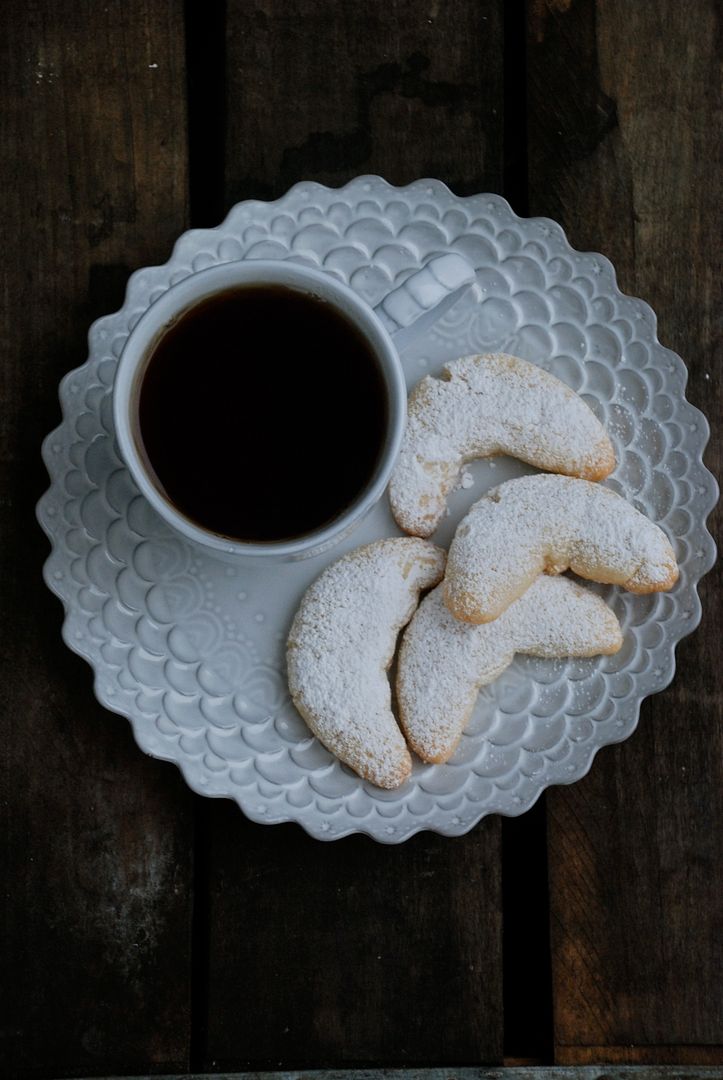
[3,1,721,1074]
[74,1069,723,1080]
[527,0,722,1062]
[200,805,502,1069]
[223,0,504,202]
[191,2,507,1069]
[0,2,193,1075]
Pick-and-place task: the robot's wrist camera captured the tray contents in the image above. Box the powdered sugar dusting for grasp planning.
[398,575,623,764]
[389,353,615,537]
[445,475,679,623]
[287,538,446,789]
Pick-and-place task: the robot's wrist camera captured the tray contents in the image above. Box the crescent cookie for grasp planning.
[444,475,679,624]
[286,538,446,789]
[389,352,615,537]
[398,575,623,764]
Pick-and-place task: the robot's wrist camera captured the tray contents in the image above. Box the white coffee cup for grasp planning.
[113,255,476,560]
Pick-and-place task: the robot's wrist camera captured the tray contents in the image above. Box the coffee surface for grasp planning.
[138,285,389,542]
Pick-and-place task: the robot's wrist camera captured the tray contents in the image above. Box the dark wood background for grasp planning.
[1,1,720,1076]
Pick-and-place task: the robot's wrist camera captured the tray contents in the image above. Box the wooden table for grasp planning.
[2,2,720,1076]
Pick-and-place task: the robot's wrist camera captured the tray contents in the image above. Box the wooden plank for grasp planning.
[527,0,722,1064]
[201,806,502,1068]
[197,3,508,1068]
[0,2,193,1076]
[554,1048,723,1067]
[224,0,504,201]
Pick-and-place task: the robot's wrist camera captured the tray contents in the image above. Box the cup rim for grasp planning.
[112,260,407,559]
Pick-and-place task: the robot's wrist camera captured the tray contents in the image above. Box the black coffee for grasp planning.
[137,285,389,542]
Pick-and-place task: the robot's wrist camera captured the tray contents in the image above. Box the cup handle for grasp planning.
[373,253,478,348]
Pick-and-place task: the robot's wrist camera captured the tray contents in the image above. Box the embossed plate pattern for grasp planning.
[37,177,717,842]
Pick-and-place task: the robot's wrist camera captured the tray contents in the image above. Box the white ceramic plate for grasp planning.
[37,177,717,842]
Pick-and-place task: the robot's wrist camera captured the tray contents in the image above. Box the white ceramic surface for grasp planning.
[112,255,475,560]
[37,176,718,843]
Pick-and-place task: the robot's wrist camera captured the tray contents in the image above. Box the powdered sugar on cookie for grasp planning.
[389,353,615,537]
[287,538,446,789]
[398,575,622,764]
[445,475,679,624]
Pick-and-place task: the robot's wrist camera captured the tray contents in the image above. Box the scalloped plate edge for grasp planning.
[36,176,719,842]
